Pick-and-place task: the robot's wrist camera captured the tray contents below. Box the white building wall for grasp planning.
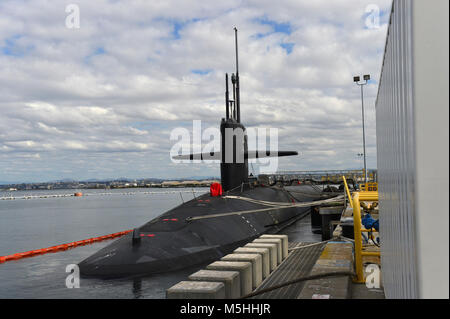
[376,0,449,299]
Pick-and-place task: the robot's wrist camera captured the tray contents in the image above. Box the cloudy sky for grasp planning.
[0,0,391,183]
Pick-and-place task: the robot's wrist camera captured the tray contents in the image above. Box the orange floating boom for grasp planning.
[0,229,132,264]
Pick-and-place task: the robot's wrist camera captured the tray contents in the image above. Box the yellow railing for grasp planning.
[360,182,378,192]
[352,192,380,283]
[342,176,353,208]
[342,177,380,283]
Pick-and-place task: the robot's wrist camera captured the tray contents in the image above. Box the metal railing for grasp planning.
[343,176,380,283]
[342,176,353,208]
[266,169,377,183]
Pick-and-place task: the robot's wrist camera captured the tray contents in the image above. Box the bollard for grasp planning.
[234,247,270,279]
[166,281,225,299]
[245,243,278,271]
[207,261,252,296]
[189,270,240,299]
[252,238,283,263]
[260,234,288,259]
[221,253,262,289]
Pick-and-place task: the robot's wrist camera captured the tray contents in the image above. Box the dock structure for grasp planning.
[259,169,377,186]
[250,242,326,299]
[166,214,383,300]
[161,174,387,300]
[166,281,226,299]
[166,238,378,299]
[188,270,241,299]
[297,242,353,299]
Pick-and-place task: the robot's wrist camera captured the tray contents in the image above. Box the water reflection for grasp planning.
[132,278,142,299]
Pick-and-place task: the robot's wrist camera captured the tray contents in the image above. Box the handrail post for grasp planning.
[352,192,365,283]
[342,176,353,208]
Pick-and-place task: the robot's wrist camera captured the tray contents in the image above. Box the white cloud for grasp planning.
[0,0,391,182]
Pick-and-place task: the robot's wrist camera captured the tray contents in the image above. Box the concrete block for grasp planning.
[166,281,225,299]
[260,234,289,259]
[189,270,240,299]
[253,238,283,264]
[206,261,252,296]
[221,253,262,289]
[234,247,270,279]
[245,243,277,271]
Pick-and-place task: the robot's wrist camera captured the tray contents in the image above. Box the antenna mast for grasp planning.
[234,27,241,123]
[225,73,230,119]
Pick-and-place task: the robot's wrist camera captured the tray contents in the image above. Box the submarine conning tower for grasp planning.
[220,118,249,192]
[220,28,249,192]
[171,28,298,192]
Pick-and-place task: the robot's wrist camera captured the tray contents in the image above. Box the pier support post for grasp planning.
[252,238,283,263]
[207,261,253,296]
[221,253,262,288]
[166,281,225,299]
[188,270,240,299]
[234,247,270,279]
[260,234,288,259]
[245,243,278,271]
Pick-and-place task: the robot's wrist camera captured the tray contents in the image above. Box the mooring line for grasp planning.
[186,195,344,222]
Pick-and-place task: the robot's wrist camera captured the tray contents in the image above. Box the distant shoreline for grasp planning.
[0,179,220,191]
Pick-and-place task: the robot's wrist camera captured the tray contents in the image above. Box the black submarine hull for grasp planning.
[78,184,330,278]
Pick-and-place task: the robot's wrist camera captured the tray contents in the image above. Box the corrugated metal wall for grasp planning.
[376,0,418,299]
[376,0,449,299]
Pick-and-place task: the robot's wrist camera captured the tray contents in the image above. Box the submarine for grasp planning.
[79,29,338,278]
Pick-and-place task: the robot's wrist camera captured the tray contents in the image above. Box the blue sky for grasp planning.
[0,0,391,183]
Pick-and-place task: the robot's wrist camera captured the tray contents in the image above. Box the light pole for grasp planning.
[353,74,370,184]
[357,153,364,169]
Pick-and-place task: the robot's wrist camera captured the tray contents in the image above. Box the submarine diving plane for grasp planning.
[79,29,335,278]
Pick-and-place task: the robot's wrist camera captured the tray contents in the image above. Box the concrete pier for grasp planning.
[260,234,289,259]
[166,281,225,299]
[188,270,240,299]
[234,247,270,279]
[165,233,385,299]
[250,242,326,299]
[206,261,253,296]
[252,238,283,263]
[221,253,263,288]
[245,242,278,271]
[298,242,353,299]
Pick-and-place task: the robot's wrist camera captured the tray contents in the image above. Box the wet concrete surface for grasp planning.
[351,283,385,299]
[280,213,322,243]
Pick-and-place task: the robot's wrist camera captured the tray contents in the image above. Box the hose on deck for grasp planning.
[186,195,344,222]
